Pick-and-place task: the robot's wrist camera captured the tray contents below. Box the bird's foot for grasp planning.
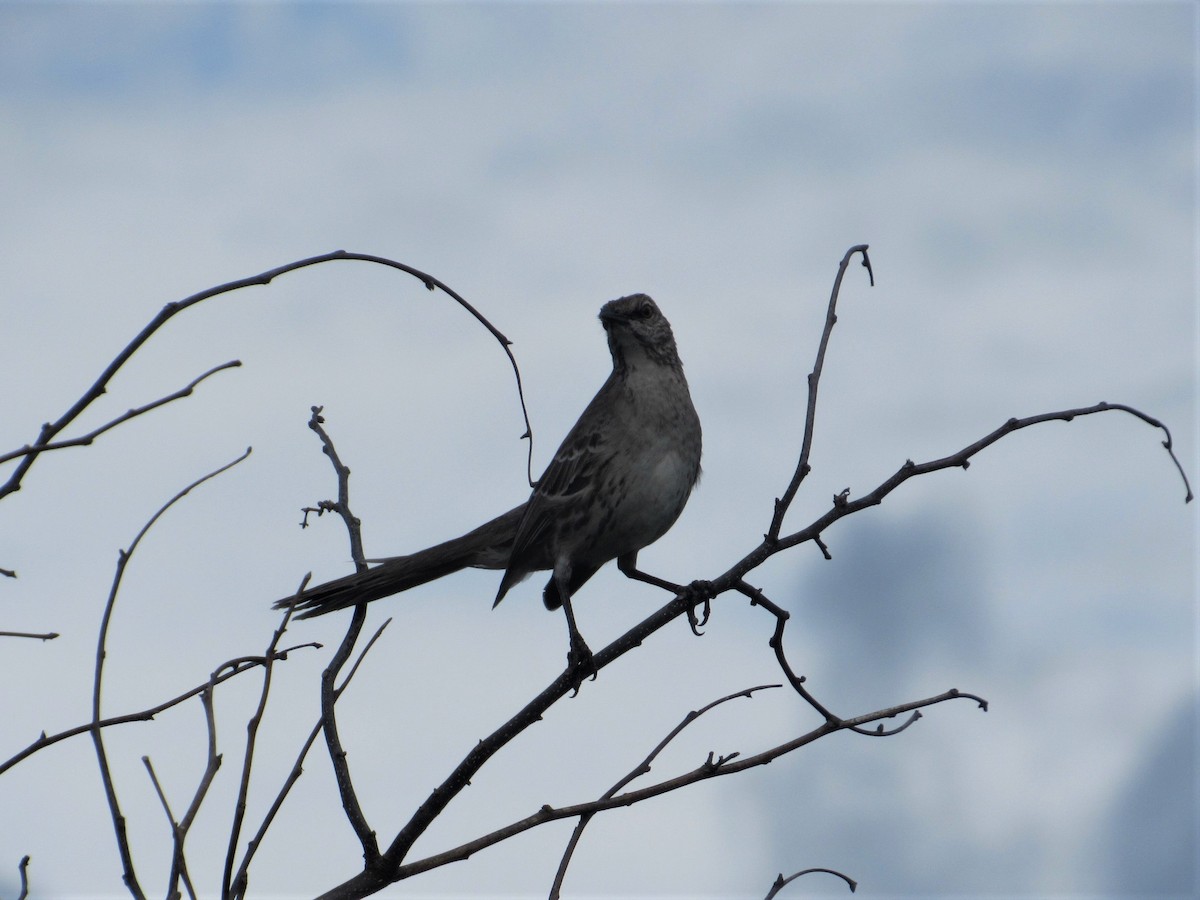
[682,580,716,636]
[566,631,597,695]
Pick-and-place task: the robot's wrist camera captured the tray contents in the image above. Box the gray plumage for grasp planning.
[277,294,701,628]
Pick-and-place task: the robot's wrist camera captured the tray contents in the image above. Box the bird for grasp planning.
[276,293,703,671]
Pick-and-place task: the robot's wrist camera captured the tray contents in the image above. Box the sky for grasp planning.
[0,2,1196,898]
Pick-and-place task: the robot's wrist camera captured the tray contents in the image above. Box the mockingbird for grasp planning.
[277,293,702,669]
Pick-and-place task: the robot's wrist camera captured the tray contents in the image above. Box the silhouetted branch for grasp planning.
[374,688,983,891]
[770,244,873,541]
[13,854,32,900]
[222,589,304,898]
[306,406,380,863]
[549,684,781,898]
[765,867,857,898]
[0,642,319,778]
[89,448,251,900]
[1,250,535,502]
[0,630,58,641]
[303,244,1184,900]
[0,360,241,468]
[229,617,392,900]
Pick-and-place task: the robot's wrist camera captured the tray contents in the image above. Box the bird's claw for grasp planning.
[683,579,715,635]
[566,633,597,695]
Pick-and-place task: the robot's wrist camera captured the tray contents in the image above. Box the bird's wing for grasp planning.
[496,385,617,598]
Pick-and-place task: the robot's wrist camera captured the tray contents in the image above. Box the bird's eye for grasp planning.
[636,303,654,319]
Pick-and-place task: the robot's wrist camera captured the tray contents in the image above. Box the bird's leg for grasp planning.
[553,568,596,684]
[616,552,715,635]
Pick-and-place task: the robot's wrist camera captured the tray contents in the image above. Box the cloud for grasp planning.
[1100,692,1199,896]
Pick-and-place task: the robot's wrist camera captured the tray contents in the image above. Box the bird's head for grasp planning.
[598,293,682,369]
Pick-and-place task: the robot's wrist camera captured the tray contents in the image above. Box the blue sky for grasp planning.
[1,3,1195,898]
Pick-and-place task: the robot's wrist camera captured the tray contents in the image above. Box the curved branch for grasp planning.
[765,867,858,898]
[1,250,535,502]
[89,448,251,900]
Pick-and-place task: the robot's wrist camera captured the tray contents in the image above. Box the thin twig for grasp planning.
[0,250,534,502]
[734,580,840,721]
[88,448,251,900]
[0,361,241,466]
[142,754,200,900]
[15,855,31,900]
[223,595,302,899]
[764,867,857,898]
[307,407,380,862]
[549,685,780,899]
[230,618,392,899]
[0,643,318,778]
[0,630,59,641]
[769,244,873,541]
[384,688,983,888]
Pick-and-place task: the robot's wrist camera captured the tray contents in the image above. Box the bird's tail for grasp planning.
[275,504,524,619]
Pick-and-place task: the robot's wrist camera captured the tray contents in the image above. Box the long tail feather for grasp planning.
[275,504,525,618]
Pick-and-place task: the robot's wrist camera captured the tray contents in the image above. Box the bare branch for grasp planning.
[550,684,781,898]
[764,867,858,898]
[384,688,983,889]
[1,251,535,504]
[770,244,873,541]
[223,591,304,899]
[14,855,32,900]
[0,643,318,778]
[229,617,392,899]
[0,630,59,641]
[306,406,380,862]
[89,448,251,900]
[142,754,201,900]
[0,360,241,467]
